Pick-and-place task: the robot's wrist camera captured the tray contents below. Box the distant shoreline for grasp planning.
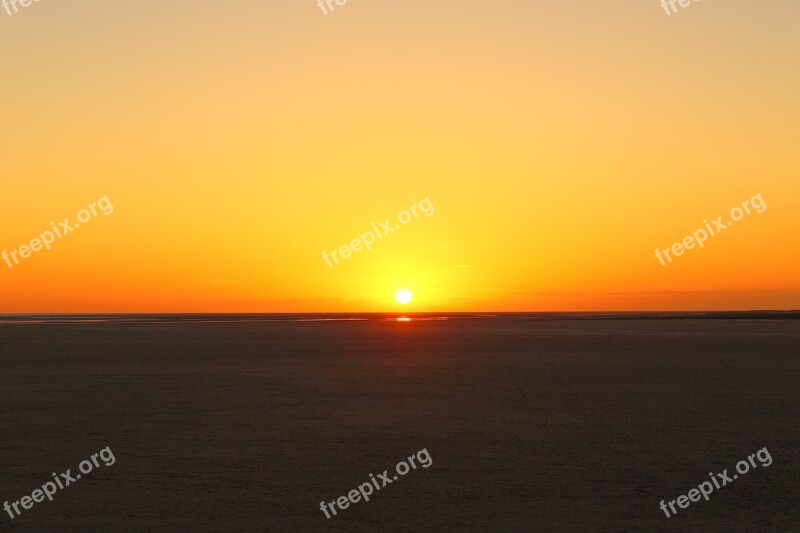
[1,311,799,324]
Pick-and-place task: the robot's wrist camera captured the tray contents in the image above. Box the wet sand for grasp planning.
[1,316,798,531]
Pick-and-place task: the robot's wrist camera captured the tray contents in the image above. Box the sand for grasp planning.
[1,316,798,531]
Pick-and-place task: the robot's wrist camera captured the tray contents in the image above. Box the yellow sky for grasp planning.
[1,1,798,312]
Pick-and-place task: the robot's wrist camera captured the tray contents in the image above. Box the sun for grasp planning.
[395,289,413,305]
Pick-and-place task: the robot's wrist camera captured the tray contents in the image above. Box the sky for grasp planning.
[1,0,798,313]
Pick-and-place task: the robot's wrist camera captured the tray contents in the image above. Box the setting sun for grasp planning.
[395,289,413,305]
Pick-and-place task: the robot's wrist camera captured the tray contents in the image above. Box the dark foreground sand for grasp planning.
[1,316,798,531]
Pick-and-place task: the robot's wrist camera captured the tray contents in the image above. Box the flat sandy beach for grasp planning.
[1,316,798,531]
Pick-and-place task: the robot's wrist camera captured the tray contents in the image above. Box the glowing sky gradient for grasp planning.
[1,1,798,312]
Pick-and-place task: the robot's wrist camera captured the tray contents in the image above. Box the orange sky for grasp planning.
[1,1,798,313]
